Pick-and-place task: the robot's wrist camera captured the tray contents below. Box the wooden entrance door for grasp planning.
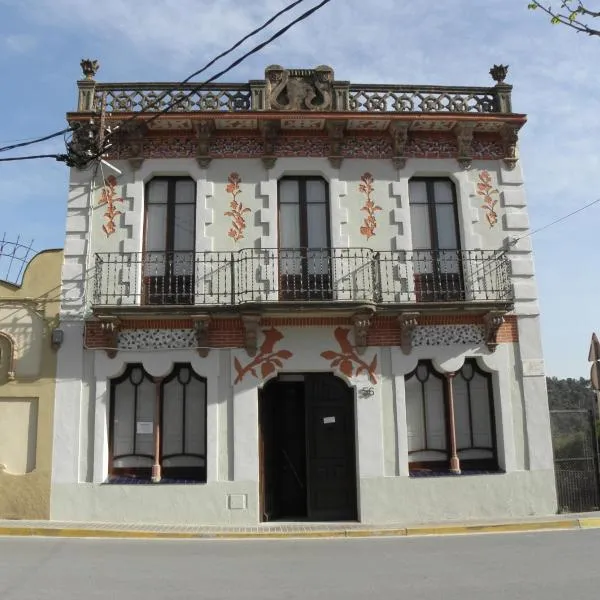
[305,374,357,521]
[259,374,357,522]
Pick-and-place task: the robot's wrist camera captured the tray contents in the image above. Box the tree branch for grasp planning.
[529,1,600,36]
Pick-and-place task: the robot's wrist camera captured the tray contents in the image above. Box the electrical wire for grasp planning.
[509,196,600,246]
[98,0,334,154]
[128,0,308,116]
[0,154,64,162]
[0,1,321,166]
[0,127,74,153]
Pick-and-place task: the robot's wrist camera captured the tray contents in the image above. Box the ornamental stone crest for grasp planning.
[265,65,334,111]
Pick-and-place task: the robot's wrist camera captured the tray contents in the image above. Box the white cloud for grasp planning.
[4,33,36,53]
[3,0,600,376]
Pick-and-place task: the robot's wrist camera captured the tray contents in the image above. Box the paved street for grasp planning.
[1,529,600,599]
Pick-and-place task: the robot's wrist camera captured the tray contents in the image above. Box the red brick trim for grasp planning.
[85,314,519,350]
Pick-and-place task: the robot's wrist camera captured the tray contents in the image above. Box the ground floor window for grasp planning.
[405,359,497,474]
[109,363,207,482]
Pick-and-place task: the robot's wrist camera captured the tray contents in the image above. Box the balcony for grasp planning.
[92,248,512,315]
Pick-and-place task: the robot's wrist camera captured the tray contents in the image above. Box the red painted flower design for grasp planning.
[225,172,251,242]
[321,327,378,384]
[477,170,499,228]
[233,327,293,383]
[98,175,123,237]
[359,172,382,239]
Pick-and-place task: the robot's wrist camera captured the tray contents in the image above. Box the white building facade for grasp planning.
[51,62,557,525]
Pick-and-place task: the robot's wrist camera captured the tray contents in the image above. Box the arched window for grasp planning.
[405,359,497,472]
[109,363,207,482]
[143,176,196,305]
[408,178,463,302]
[0,333,15,383]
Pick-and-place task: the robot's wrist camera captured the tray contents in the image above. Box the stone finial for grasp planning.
[489,64,509,85]
[80,59,99,80]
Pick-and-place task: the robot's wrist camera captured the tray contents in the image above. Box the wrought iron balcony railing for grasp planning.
[93,248,512,309]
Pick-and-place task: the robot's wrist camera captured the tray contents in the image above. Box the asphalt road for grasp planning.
[1,530,599,599]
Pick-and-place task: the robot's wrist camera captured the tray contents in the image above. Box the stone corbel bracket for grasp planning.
[326,120,346,168]
[389,121,410,170]
[398,312,420,355]
[99,317,121,358]
[195,120,215,169]
[501,124,519,170]
[352,310,374,355]
[260,119,280,170]
[242,314,262,357]
[193,315,211,358]
[483,310,505,352]
[455,122,476,170]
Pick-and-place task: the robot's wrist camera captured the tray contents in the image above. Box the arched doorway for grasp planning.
[259,373,357,522]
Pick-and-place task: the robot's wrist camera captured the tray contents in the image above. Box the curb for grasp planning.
[0,518,595,541]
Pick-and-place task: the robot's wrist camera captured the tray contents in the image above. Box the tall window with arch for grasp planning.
[109,363,207,482]
[405,358,497,473]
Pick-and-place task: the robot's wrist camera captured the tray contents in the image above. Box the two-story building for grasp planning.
[50,61,556,525]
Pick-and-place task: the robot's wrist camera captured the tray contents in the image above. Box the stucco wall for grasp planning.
[79,157,536,316]
[0,250,62,519]
[51,325,556,525]
[51,154,555,525]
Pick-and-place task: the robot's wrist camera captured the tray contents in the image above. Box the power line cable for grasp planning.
[509,196,600,246]
[97,0,334,157]
[141,0,333,128]
[0,154,65,162]
[0,1,317,166]
[135,0,308,114]
[0,127,74,153]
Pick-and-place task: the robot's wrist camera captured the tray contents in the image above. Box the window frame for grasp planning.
[405,358,498,473]
[143,176,197,255]
[108,363,208,483]
[277,176,331,250]
[408,177,461,253]
[143,176,197,305]
[277,176,332,300]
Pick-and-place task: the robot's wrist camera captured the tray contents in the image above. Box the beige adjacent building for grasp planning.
[0,249,62,519]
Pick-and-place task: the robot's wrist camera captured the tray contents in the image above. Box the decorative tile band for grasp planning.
[108,133,504,161]
[412,324,484,347]
[118,329,195,350]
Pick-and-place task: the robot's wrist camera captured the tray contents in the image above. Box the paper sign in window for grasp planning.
[136,421,153,435]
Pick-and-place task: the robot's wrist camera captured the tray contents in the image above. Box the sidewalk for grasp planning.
[1,512,600,540]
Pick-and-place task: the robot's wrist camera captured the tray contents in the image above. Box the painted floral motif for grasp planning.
[477,170,499,228]
[98,175,123,237]
[321,327,378,384]
[233,327,293,383]
[358,173,382,239]
[224,172,251,242]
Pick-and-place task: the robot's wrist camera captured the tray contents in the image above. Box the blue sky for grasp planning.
[0,0,599,378]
